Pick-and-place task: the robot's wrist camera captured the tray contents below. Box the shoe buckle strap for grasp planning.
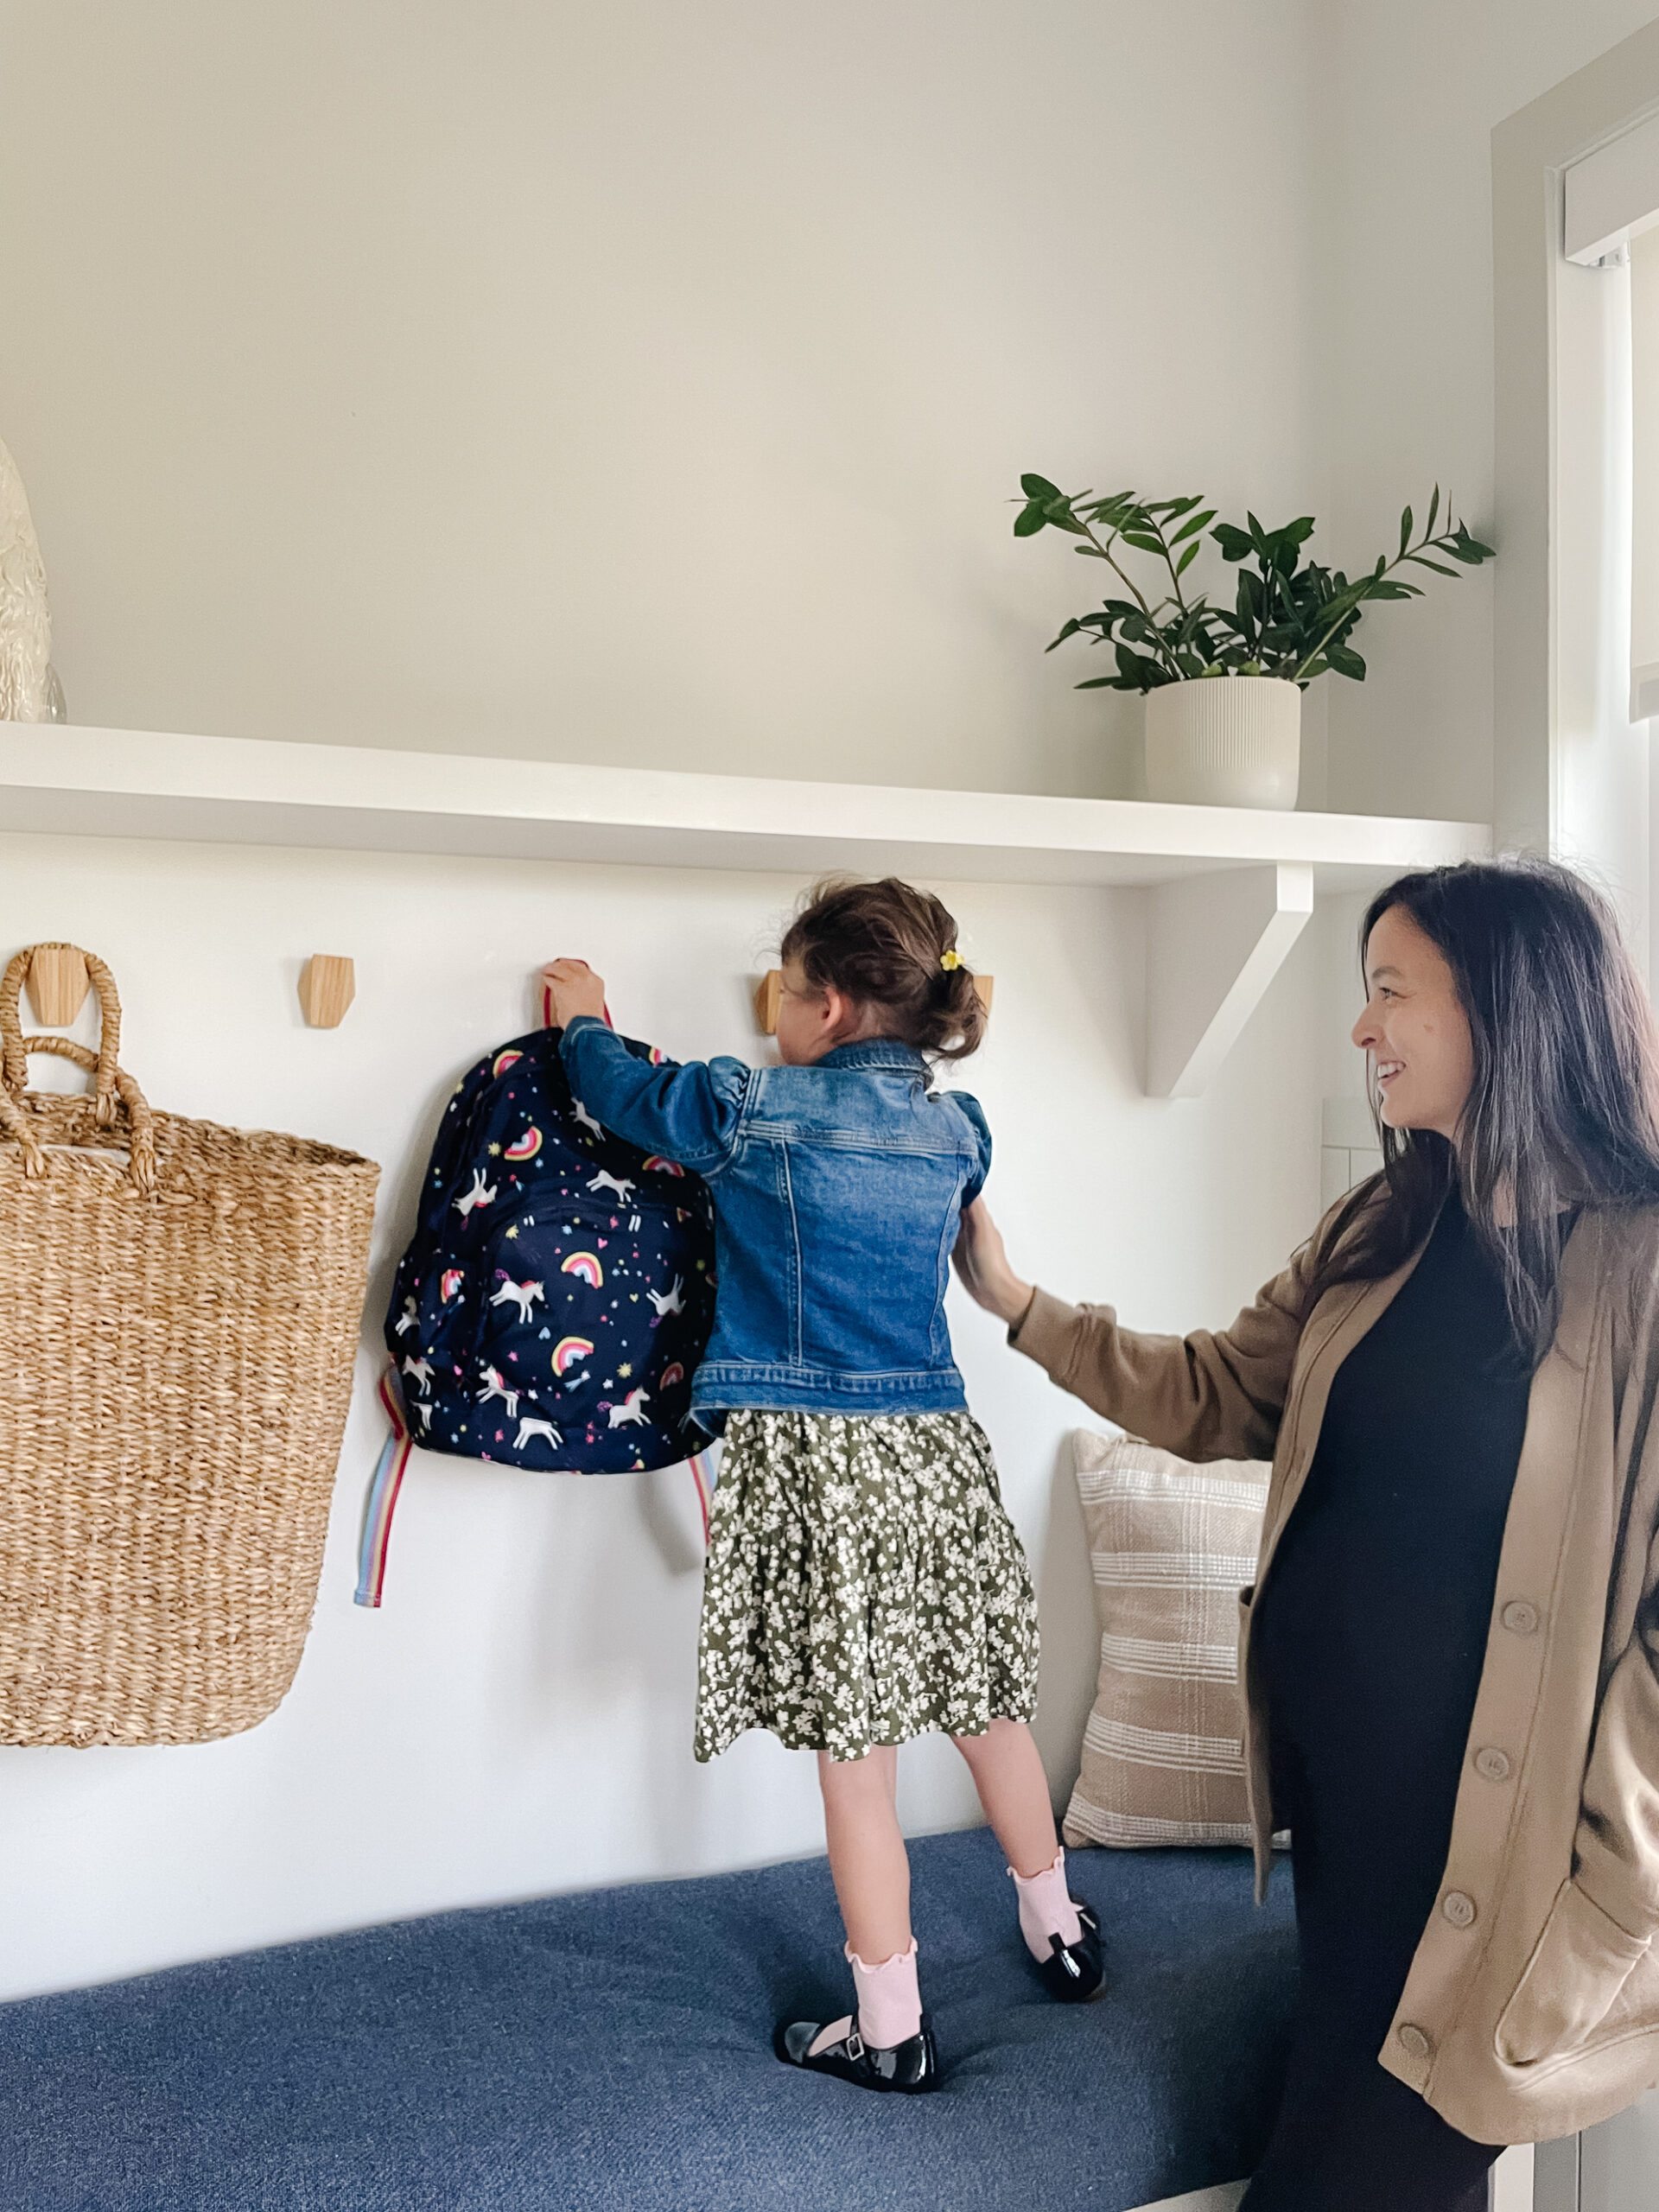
[845,2028,865,2062]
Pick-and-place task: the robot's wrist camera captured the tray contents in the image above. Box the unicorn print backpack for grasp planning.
[358,1016,718,1605]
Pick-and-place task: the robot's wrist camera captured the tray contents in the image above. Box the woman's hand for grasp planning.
[953,1199,1036,1330]
[541,958,608,1028]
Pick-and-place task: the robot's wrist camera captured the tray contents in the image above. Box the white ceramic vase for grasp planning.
[0,434,65,724]
[1143,675,1301,809]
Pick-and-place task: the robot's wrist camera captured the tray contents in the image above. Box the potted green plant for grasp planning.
[1014,480,1494,808]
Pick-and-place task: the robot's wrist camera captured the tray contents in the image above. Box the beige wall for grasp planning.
[10,5,1659,819]
[1311,0,1659,825]
[0,833,1325,1999]
[3,0,1659,2004]
[0,0,1344,1995]
[0,0,1325,798]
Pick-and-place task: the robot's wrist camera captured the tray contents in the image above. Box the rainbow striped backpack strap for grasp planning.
[357,1017,718,1606]
[354,1365,418,1607]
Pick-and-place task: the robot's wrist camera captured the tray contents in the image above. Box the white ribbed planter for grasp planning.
[1144,676,1302,809]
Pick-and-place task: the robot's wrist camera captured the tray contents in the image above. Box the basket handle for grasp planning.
[0,949,156,1192]
[1,944,123,1114]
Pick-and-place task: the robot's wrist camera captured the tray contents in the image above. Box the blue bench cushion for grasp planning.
[0,1826,1296,2211]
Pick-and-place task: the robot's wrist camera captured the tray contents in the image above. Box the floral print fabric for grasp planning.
[695,1409,1040,1764]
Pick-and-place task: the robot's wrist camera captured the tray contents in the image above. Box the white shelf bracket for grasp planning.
[1146,861,1314,1097]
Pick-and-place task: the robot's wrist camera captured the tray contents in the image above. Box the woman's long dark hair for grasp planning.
[1311,858,1659,1359]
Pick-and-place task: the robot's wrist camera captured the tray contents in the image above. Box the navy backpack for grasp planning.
[357,1015,718,1605]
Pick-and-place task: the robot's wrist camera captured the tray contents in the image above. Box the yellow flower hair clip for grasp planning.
[939,950,963,971]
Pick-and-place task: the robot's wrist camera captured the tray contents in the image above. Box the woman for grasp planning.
[954,859,1659,2210]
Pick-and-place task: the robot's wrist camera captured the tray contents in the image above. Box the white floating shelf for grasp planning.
[0,724,1489,889]
[0,724,1493,1096]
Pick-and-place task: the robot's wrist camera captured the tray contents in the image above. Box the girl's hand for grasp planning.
[541,958,608,1028]
[953,1199,1036,1330]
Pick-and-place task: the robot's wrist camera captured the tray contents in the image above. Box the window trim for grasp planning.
[1492,23,1659,985]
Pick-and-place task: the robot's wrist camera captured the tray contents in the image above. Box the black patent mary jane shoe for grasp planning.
[774,2012,941,2094]
[1034,1900,1105,2003]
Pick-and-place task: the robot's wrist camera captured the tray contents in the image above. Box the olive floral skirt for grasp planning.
[694,1408,1040,1764]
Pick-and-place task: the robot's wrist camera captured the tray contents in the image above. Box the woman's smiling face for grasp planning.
[1351,903,1476,1142]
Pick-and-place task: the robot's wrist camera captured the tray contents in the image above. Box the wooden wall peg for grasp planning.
[299,955,356,1028]
[752,965,993,1035]
[26,944,92,1027]
[753,970,784,1036]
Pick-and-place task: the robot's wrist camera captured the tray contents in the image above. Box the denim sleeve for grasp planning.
[950,1090,994,1207]
[558,1015,747,1173]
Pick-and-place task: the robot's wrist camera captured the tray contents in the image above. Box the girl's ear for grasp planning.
[817,983,851,1042]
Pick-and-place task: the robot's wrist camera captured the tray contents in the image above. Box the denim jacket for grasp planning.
[560,1016,991,1416]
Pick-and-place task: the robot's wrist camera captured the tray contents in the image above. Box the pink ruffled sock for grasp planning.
[848,1937,923,2047]
[1012,1847,1083,1963]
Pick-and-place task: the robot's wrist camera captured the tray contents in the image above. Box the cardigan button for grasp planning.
[1501,1599,1540,1636]
[1397,2024,1431,2061]
[1442,1891,1478,1929]
[1475,1746,1512,1783]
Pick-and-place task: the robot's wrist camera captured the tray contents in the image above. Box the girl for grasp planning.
[541,875,1100,2095]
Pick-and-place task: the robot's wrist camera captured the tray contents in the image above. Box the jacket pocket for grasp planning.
[1495,1878,1652,2066]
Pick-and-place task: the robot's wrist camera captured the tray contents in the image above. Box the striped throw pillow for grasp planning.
[1063,1431,1269,1851]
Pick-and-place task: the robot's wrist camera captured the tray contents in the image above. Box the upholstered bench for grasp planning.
[0,1825,1296,2211]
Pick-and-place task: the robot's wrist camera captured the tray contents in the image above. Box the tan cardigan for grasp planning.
[1013,1202,1659,2144]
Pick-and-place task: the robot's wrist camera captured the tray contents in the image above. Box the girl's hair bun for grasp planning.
[779,876,987,1062]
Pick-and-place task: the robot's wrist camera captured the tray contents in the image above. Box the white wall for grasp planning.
[0,0,1343,1995]
[1310,0,1659,827]
[0,834,1323,1999]
[12,0,1657,831]
[3,0,1652,2009]
[0,0,1322,801]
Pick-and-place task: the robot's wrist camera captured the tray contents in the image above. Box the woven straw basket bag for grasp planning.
[0,944,379,1745]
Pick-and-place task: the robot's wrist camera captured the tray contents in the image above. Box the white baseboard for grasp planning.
[1493,2145,1536,2211]
[1131,2189,1247,2212]
[1132,2145,1532,2212]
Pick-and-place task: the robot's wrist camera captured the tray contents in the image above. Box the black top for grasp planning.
[1253,1185,1533,2008]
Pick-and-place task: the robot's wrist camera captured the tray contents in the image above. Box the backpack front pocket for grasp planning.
[459,1193,714,1465]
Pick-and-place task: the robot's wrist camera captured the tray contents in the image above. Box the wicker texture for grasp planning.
[0,944,378,1745]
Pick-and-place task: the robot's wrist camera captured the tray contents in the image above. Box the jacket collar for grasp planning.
[813,1039,930,1077]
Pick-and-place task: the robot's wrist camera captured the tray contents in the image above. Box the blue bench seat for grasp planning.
[0,1826,1296,2211]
